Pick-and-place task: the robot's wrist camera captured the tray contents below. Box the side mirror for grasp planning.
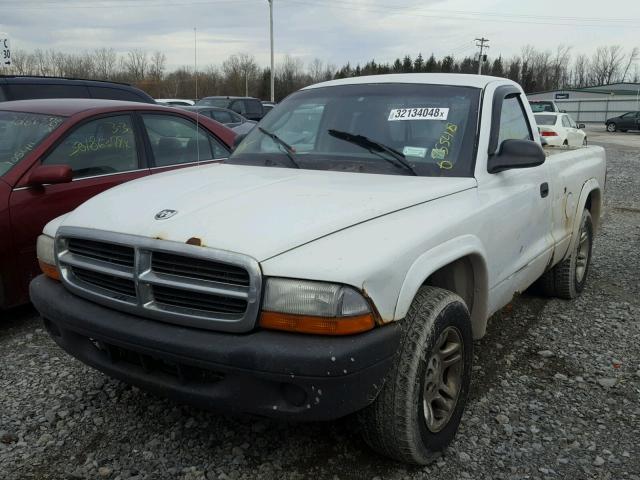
[232,133,247,151]
[578,123,586,129]
[487,139,545,174]
[28,164,73,186]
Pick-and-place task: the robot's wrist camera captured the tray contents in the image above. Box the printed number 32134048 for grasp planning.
[388,107,449,121]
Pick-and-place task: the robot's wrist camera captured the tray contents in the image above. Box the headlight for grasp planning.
[260,278,375,335]
[37,234,60,281]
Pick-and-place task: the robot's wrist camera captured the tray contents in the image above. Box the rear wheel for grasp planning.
[537,209,593,299]
[563,139,569,146]
[583,137,588,146]
[606,122,616,132]
[358,286,473,465]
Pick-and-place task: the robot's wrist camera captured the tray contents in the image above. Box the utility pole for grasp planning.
[268,0,274,102]
[475,37,489,75]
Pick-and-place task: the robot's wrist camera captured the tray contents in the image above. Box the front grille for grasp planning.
[153,285,247,314]
[56,227,262,332]
[73,268,136,298]
[152,251,250,286]
[68,238,135,267]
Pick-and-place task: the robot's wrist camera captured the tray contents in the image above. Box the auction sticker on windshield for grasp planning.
[388,107,449,121]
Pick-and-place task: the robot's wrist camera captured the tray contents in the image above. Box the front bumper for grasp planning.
[30,276,400,421]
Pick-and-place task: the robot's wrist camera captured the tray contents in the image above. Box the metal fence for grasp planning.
[555,97,640,123]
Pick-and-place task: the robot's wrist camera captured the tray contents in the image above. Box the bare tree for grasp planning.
[124,49,148,82]
[621,47,639,82]
[94,48,117,80]
[149,50,166,82]
[590,45,625,85]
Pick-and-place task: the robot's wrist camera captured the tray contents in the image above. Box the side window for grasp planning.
[42,115,138,178]
[230,101,246,115]
[88,86,144,102]
[210,110,233,124]
[245,100,263,116]
[141,114,229,167]
[230,112,244,123]
[568,117,577,128]
[497,95,532,146]
[7,84,90,100]
[561,116,571,127]
[0,85,6,102]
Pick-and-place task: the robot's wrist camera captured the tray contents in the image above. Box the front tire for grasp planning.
[606,122,616,132]
[537,209,593,299]
[358,286,473,465]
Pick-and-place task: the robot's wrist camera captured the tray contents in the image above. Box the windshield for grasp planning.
[529,102,554,113]
[228,83,481,177]
[534,114,557,125]
[198,98,231,108]
[0,111,64,176]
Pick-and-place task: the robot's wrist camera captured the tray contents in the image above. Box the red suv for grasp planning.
[0,98,235,309]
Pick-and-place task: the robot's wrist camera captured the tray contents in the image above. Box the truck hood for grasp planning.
[62,164,476,260]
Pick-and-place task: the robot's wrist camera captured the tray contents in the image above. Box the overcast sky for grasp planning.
[2,0,640,70]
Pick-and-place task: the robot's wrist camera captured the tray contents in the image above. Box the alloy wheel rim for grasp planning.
[575,221,590,283]
[422,326,464,433]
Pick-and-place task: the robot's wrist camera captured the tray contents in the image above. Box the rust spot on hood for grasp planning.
[186,236,203,246]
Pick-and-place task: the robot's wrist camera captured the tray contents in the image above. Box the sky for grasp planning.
[1,0,640,70]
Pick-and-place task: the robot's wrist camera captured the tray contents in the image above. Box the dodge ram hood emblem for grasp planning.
[155,209,178,220]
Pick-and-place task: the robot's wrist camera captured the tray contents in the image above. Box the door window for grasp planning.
[561,116,571,128]
[230,101,246,115]
[497,95,532,146]
[42,115,138,178]
[209,110,233,124]
[141,114,229,167]
[6,84,90,100]
[245,100,263,117]
[88,86,145,102]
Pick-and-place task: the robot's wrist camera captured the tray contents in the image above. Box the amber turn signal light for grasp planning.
[39,260,61,281]
[259,311,375,335]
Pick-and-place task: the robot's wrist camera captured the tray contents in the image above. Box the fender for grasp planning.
[564,178,601,260]
[394,235,489,339]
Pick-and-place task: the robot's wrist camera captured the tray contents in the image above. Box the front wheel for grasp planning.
[358,286,473,465]
[606,122,616,132]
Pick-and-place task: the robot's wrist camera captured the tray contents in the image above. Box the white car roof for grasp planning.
[303,73,517,90]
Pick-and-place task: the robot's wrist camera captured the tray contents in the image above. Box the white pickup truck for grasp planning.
[31,74,606,465]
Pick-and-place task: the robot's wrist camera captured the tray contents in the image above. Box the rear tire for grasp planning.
[357,286,472,465]
[537,209,593,299]
[606,122,616,132]
[583,137,588,146]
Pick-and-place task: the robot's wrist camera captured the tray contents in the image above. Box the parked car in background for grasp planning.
[156,98,195,106]
[529,100,561,113]
[0,76,155,103]
[605,111,640,132]
[195,96,264,121]
[535,113,587,146]
[179,106,257,135]
[0,98,235,309]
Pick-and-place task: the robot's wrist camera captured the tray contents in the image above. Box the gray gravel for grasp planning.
[1,131,639,479]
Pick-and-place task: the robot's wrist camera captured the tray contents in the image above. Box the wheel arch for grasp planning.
[568,179,602,254]
[394,235,490,340]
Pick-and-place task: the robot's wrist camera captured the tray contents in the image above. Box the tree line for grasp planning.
[5,45,639,101]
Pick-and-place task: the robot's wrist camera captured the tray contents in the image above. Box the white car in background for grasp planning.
[155,98,196,106]
[535,113,587,147]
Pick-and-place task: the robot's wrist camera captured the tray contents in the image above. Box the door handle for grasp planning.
[540,182,549,198]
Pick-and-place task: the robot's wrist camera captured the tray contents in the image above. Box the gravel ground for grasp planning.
[1,131,639,480]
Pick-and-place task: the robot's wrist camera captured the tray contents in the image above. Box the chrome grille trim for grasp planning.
[55,226,262,333]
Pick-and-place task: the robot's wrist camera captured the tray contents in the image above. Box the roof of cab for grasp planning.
[0,98,170,116]
[303,73,516,90]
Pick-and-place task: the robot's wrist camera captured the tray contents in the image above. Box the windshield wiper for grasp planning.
[257,127,301,169]
[327,129,418,176]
